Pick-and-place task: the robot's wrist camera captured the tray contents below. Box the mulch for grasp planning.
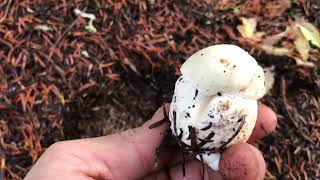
[0,0,319,179]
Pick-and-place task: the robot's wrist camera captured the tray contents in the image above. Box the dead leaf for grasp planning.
[60,93,65,107]
[297,22,320,48]
[237,17,264,41]
[261,19,318,65]
[262,28,290,46]
[263,66,275,93]
[294,33,310,61]
[34,24,53,31]
[74,8,97,32]
[261,44,291,56]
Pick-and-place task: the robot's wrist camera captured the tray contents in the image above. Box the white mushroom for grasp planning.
[169,44,268,171]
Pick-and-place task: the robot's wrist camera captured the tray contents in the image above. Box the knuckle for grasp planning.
[122,128,138,137]
[45,141,71,158]
[48,141,67,152]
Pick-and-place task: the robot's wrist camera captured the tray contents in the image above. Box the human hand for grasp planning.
[24,104,277,180]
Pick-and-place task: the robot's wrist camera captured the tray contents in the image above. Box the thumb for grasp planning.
[82,104,170,179]
[219,143,266,180]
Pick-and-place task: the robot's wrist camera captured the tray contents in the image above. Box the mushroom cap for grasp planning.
[181,44,266,99]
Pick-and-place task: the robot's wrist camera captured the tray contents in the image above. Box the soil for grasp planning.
[0,0,319,179]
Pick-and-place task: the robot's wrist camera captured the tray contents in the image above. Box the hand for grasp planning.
[24,104,277,180]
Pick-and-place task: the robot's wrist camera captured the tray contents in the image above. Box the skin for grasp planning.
[24,104,277,180]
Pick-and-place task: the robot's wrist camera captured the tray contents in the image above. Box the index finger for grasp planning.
[248,104,277,142]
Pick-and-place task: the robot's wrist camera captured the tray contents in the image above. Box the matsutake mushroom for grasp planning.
[169,44,271,171]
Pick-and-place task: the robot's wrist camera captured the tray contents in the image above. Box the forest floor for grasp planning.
[0,0,319,179]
